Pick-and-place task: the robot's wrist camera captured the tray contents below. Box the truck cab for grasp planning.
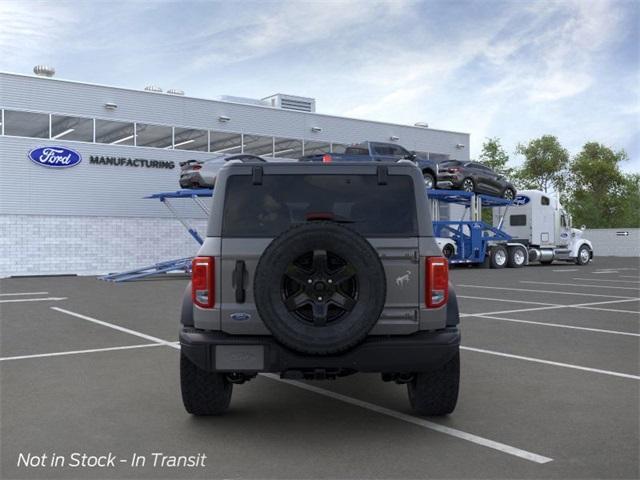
[494,190,593,265]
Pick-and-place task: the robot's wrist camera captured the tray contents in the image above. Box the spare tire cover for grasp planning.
[254,221,386,355]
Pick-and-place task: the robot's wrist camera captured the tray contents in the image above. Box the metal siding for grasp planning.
[1,72,470,220]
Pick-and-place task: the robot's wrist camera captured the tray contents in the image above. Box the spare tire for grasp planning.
[254,221,386,355]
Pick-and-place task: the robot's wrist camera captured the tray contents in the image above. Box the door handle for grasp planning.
[232,260,246,303]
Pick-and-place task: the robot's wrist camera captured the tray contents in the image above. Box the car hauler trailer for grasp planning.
[428,189,528,268]
[492,190,593,266]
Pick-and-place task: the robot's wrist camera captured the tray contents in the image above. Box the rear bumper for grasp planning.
[180,328,460,374]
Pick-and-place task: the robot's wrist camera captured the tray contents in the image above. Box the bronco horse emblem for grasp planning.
[395,270,411,287]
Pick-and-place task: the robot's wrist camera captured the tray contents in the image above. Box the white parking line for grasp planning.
[0,297,67,304]
[263,373,553,464]
[51,307,178,347]
[521,281,640,291]
[572,278,640,284]
[461,347,640,380]
[620,275,640,279]
[552,269,579,272]
[457,295,559,307]
[49,307,554,463]
[466,314,640,337]
[460,298,640,317]
[0,291,49,296]
[456,284,636,299]
[0,343,167,362]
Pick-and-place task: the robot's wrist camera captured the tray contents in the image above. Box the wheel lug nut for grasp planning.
[328,279,333,284]
[318,296,323,301]
[307,279,312,284]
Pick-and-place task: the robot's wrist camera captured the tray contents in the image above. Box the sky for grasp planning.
[1,0,638,172]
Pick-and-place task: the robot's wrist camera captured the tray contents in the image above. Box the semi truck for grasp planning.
[493,190,593,266]
[430,188,593,267]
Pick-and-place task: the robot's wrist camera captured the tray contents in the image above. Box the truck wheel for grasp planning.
[423,171,435,190]
[181,351,232,416]
[490,245,507,269]
[254,221,386,355]
[408,350,459,416]
[576,245,591,265]
[507,246,526,268]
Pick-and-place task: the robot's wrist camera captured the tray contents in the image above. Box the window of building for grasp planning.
[429,153,450,162]
[95,119,135,145]
[331,143,347,154]
[273,137,303,158]
[3,110,49,138]
[303,141,331,156]
[210,131,243,154]
[51,114,93,142]
[510,215,527,226]
[243,134,274,156]
[173,127,208,151]
[135,123,173,148]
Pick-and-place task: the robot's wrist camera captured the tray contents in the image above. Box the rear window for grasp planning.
[344,147,369,156]
[222,174,417,237]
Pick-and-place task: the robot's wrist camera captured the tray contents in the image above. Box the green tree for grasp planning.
[515,135,569,193]
[565,142,638,228]
[479,137,513,176]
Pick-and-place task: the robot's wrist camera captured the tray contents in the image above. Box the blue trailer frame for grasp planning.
[427,189,513,265]
[100,189,213,282]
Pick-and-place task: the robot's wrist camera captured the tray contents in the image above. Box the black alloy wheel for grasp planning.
[503,188,515,201]
[282,249,357,326]
[462,178,475,192]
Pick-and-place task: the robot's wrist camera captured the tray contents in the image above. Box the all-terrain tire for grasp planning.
[181,351,232,415]
[254,221,386,355]
[408,350,460,416]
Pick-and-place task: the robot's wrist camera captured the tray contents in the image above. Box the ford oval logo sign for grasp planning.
[513,195,530,206]
[28,146,82,168]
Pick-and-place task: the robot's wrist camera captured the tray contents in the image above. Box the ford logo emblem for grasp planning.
[513,195,530,206]
[230,312,251,321]
[28,146,82,168]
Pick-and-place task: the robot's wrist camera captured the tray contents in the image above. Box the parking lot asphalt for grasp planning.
[1,256,638,479]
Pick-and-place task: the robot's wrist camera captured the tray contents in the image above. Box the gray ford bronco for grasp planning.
[180,161,460,416]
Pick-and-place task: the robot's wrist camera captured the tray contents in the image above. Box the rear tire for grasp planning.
[461,178,475,192]
[408,351,459,416]
[503,188,516,201]
[507,246,526,268]
[181,351,232,416]
[490,245,508,269]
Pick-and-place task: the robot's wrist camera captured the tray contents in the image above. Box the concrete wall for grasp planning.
[584,228,640,257]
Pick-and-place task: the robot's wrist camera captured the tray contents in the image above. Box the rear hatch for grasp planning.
[217,171,421,335]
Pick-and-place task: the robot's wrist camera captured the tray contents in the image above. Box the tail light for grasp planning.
[448,167,460,173]
[425,257,448,308]
[322,154,332,163]
[192,257,215,308]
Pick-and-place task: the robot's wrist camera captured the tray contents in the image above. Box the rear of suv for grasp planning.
[180,161,460,416]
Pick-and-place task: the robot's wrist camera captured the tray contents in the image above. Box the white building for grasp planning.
[0,70,470,277]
